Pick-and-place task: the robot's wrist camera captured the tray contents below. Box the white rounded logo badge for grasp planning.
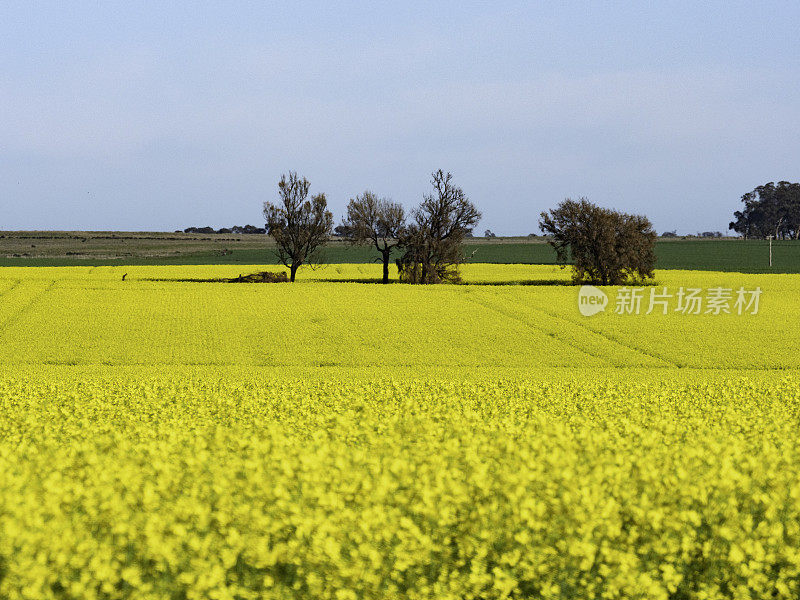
[578,286,608,317]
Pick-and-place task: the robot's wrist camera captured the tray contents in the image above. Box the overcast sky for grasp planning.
[2,1,799,234]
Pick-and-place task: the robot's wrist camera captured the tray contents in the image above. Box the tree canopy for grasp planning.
[396,170,481,284]
[263,172,333,282]
[340,191,406,284]
[539,198,656,285]
[729,182,800,239]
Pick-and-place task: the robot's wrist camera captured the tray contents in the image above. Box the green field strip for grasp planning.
[3,238,800,273]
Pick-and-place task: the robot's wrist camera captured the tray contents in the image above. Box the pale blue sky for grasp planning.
[2,1,799,234]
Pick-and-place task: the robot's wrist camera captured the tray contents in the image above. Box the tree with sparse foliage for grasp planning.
[340,191,406,284]
[396,170,481,284]
[263,172,333,282]
[539,198,656,285]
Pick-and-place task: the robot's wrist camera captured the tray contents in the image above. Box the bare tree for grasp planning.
[263,172,333,282]
[397,170,481,283]
[340,191,406,283]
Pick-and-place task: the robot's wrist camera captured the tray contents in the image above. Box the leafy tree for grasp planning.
[484,229,496,238]
[263,172,333,282]
[397,170,481,284]
[340,191,406,284]
[730,182,800,239]
[539,198,656,285]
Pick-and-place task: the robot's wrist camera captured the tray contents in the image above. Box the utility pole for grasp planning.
[768,235,773,267]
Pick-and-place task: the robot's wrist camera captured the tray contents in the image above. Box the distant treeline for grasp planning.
[181,225,266,235]
[661,231,725,238]
[180,180,800,242]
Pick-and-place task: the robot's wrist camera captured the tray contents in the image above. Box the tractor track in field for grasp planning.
[0,279,23,299]
[463,291,616,367]
[493,292,680,368]
[0,280,58,337]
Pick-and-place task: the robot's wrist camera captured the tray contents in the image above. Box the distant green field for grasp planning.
[463,239,800,274]
[1,232,798,273]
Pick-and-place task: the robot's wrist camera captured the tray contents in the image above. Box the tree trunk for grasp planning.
[290,264,298,282]
[382,251,390,284]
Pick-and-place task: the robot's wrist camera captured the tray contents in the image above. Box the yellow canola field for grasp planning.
[1,265,800,599]
[0,264,797,369]
[1,372,800,599]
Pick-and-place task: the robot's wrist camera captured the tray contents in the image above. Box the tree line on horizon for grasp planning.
[260,170,657,285]
[182,177,800,285]
[182,180,800,250]
[181,224,266,235]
